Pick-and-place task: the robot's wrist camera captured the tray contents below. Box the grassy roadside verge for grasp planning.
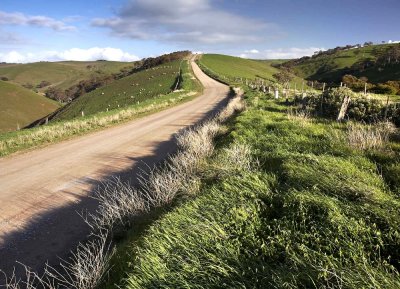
[0,60,202,157]
[100,88,400,288]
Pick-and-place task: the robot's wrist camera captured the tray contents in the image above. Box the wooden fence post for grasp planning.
[337,95,351,121]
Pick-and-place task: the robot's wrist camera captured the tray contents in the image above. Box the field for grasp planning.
[200,54,279,81]
[0,60,201,157]
[0,80,60,132]
[0,61,133,92]
[51,60,182,120]
[102,88,400,289]
[199,54,306,87]
[290,44,400,83]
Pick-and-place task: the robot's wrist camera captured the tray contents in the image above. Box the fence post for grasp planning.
[384,95,390,120]
[274,88,279,99]
[337,95,351,121]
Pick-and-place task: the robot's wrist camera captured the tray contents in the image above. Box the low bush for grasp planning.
[296,87,396,123]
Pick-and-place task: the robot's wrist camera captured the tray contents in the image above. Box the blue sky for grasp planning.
[0,0,399,62]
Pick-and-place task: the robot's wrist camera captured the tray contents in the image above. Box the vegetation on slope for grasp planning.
[281,43,400,84]
[0,61,132,93]
[199,54,307,88]
[0,80,59,132]
[43,51,191,103]
[51,60,183,120]
[101,87,400,288]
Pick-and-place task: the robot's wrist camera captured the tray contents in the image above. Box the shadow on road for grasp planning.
[0,93,230,284]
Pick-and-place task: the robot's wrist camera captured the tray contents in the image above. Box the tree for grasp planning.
[374,84,397,95]
[342,74,373,92]
[37,80,51,88]
[273,68,294,84]
[45,87,66,102]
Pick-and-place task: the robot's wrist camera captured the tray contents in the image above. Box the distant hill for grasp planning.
[280,43,400,84]
[0,81,59,132]
[51,60,183,121]
[0,61,133,93]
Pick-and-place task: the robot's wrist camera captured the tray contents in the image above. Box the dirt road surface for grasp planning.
[0,59,229,278]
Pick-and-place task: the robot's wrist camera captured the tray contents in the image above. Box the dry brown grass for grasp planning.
[1,233,112,289]
[347,121,396,150]
[287,107,312,127]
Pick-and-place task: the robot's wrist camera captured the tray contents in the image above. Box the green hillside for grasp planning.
[52,60,182,120]
[200,54,279,80]
[0,61,133,92]
[0,81,59,132]
[284,43,400,83]
[199,54,306,86]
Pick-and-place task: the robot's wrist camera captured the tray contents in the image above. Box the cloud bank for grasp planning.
[240,47,325,59]
[0,47,139,63]
[92,0,280,45]
[0,10,76,31]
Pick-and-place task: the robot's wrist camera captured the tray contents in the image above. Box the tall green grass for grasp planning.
[103,89,400,288]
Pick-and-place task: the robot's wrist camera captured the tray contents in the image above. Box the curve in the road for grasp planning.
[0,59,230,277]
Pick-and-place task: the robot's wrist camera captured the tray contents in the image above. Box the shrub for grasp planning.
[347,97,384,122]
[37,80,51,88]
[22,83,34,89]
[297,88,391,123]
[374,84,398,95]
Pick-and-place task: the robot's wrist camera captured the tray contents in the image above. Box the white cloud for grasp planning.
[0,47,139,63]
[245,49,260,54]
[92,0,281,46]
[0,10,76,31]
[240,47,325,59]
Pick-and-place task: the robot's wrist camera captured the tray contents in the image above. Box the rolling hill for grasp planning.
[0,61,133,93]
[51,60,183,120]
[199,54,306,86]
[0,80,60,132]
[282,43,400,83]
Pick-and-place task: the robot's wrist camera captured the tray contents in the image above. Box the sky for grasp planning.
[0,0,399,63]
